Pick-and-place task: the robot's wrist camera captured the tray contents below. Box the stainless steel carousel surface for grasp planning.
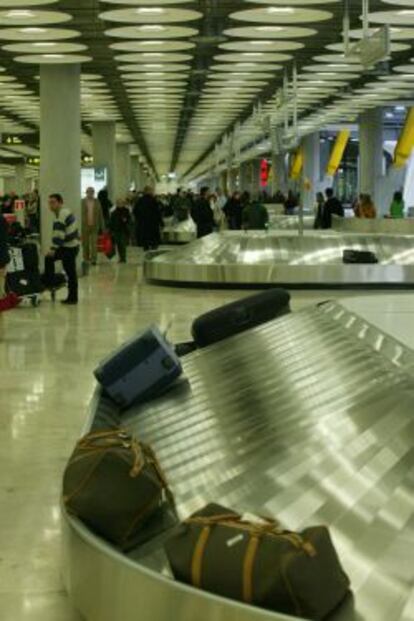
[268,215,315,231]
[162,217,197,243]
[63,301,414,621]
[144,231,414,287]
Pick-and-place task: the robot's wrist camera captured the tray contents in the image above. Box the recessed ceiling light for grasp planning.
[6,10,34,18]
[42,53,64,58]
[255,26,283,32]
[140,25,166,31]
[136,7,165,13]
[19,27,46,33]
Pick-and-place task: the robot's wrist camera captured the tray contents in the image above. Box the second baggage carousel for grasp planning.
[144,231,414,287]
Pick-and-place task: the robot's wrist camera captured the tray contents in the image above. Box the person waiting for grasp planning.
[191,187,215,238]
[284,190,298,215]
[44,193,80,305]
[389,191,405,219]
[81,187,104,265]
[355,194,376,219]
[313,191,325,229]
[322,188,344,229]
[242,200,269,230]
[224,191,243,230]
[110,199,132,263]
[133,186,164,251]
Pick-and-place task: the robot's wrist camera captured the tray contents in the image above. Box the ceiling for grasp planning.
[0,0,413,183]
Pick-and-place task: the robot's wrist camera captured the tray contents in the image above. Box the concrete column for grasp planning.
[115,143,131,199]
[302,132,320,212]
[15,163,26,196]
[272,153,288,196]
[92,121,116,200]
[130,155,141,191]
[359,108,383,207]
[40,64,81,252]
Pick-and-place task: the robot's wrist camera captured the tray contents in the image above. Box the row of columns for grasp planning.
[0,64,150,250]
[213,108,385,213]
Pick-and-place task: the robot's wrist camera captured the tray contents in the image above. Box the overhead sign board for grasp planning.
[349,25,390,68]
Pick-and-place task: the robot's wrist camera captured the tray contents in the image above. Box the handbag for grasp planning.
[165,504,350,620]
[63,429,175,550]
[98,232,115,259]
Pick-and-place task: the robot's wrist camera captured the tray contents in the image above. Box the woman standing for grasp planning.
[0,214,20,312]
[355,194,376,219]
[389,191,405,219]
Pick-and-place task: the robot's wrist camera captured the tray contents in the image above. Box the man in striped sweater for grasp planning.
[44,193,80,305]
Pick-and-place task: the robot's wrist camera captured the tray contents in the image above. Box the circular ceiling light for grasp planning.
[99,7,202,24]
[14,53,91,63]
[3,41,86,53]
[110,39,195,51]
[312,53,362,63]
[219,40,304,52]
[368,10,414,25]
[0,26,79,40]
[122,73,188,80]
[0,10,72,25]
[211,63,283,72]
[213,52,292,62]
[229,7,332,25]
[326,40,410,53]
[105,24,198,38]
[224,25,317,38]
[0,0,58,4]
[115,52,192,63]
[119,63,190,72]
[349,26,414,40]
[394,64,414,73]
[302,63,362,73]
[299,71,358,80]
[247,0,338,3]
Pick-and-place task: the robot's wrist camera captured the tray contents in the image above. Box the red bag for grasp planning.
[98,233,115,258]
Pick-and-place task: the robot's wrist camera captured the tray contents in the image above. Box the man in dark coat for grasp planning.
[322,188,344,229]
[191,186,215,238]
[133,186,163,251]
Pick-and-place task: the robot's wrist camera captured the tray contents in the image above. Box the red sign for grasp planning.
[260,159,270,187]
[14,200,25,212]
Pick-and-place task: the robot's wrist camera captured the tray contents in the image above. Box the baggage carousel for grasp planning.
[144,231,414,287]
[161,217,197,244]
[62,298,414,621]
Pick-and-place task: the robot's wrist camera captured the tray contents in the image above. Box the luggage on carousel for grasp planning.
[94,325,182,408]
[192,288,291,348]
[165,503,351,620]
[63,428,176,550]
[342,249,378,264]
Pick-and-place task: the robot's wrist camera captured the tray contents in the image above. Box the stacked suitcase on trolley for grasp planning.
[63,290,352,620]
[6,239,43,307]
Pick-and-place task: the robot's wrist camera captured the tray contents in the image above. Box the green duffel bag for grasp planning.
[63,428,175,550]
[165,504,350,620]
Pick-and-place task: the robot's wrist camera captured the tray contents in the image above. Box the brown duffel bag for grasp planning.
[165,504,350,620]
[63,428,175,550]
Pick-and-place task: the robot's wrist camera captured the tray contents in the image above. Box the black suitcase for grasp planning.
[192,289,291,348]
[343,249,378,264]
[6,271,44,297]
[21,242,39,273]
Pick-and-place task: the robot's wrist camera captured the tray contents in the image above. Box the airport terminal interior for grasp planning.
[2,1,414,621]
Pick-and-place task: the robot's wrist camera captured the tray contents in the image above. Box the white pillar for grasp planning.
[15,163,26,196]
[115,143,131,199]
[359,108,383,206]
[40,64,81,252]
[92,121,116,201]
[302,132,320,212]
[272,153,288,196]
[130,155,140,191]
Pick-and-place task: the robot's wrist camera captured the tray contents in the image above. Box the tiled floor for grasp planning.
[0,251,412,620]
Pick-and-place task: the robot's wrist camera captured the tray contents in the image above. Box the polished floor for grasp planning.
[0,250,413,620]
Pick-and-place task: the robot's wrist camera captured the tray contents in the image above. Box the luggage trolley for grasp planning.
[6,242,43,307]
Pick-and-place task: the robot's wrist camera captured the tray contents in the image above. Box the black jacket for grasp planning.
[133,194,163,248]
[0,214,10,268]
[224,198,243,230]
[110,207,131,237]
[322,197,344,229]
[191,198,215,238]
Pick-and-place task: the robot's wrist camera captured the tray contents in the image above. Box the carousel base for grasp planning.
[144,231,414,288]
[62,300,414,621]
